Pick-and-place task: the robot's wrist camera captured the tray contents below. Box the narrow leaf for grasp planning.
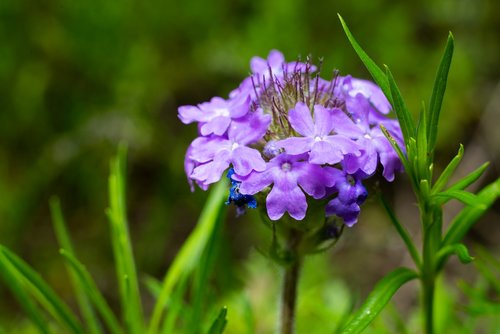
[340,268,418,334]
[428,33,454,152]
[59,250,123,334]
[0,246,84,334]
[433,190,483,207]
[385,66,415,144]
[0,250,51,334]
[50,198,101,334]
[337,15,391,103]
[207,307,228,334]
[379,196,421,269]
[107,146,144,333]
[447,162,490,192]
[443,178,500,246]
[432,144,464,193]
[416,102,429,180]
[436,243,474,271]
[148,179,228,334]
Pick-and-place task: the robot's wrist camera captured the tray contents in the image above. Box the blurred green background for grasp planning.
[1,0,499,332]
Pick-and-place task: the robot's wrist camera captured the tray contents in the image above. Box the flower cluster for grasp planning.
[180,50,403,226]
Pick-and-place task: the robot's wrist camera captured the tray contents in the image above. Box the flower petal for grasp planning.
[309,140,343,165]
[237,169,274,195]
[190,150,231,185]
[313,105,334,136]
[288,102,315,136]
[231,146,266,176]
[266,182,307,220]
[200,116,231,136]
[277,137,313,155]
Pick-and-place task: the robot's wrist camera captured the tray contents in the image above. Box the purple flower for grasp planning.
[236,154,337,220]
[178,95,250,136]
[277,102,361,164]
[188,112,271,186]
[326,198,362,227]
[335,95,403,181]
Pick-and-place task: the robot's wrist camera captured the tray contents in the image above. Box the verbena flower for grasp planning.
[179,50,403,226]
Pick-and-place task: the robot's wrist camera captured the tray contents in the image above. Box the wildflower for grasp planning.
[179,50,403,226]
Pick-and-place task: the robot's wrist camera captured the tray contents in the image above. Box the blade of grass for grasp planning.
[0,249,51,334]
[148,179,228,334]
[340,267,418,334]
[207,307,228,334]
[385,66,416,145]
[50,198,101,334]
[0,245,84,334]
[337,15,391,104]
[443,178,500,246]
[428,33,454,152]
[447,162,490,192]
[107,146,144,334]
[432,144,464,193]
[59,250,123,334]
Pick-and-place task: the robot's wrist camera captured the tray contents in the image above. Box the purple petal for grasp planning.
[237,169,274,195]
[326,198,361,227]
[266,182,307,220]
[200,116,231,136]
[309,140,343,165]
[313,105,334,136]
[189,136,230,163]
[349,78,391,114]
[228,112,271,145]
[190,150,231,185]
[229,95,251,119]
[231,146,266,176]
[330,108,364,137]
[288,102,315,136]
[324,135,361,156]
[296,164,339,199]
[277,137,313,155]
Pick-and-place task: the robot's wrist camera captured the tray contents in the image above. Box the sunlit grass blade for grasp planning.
[385,66,416,145]
[59,250,123,334]
[432,190,483,207]
[207,307,228,334]
[0,249,51,334]
[340,267,418,334]
[50,197,100,334]
[0,245,84,334]
[446,162,490,192]
[428,33,454,152]
[443,178,500,246]
[184,200,226,334]
[107,146,144,334]
[337,15,391,103]
[379,196,421,269]
[148,179,228,334]
[432,144,464,193]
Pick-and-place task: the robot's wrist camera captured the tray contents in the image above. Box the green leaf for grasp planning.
[433,189,483,207]
[207,307,228,334]
[416,102,429,180]
[0,245,84,334]
[432,144,464,193]
[337,15,391,104]
[148,179,228,334]
[428,33,454,152]
[0,249,51,334]
[385,66,416,145]
[447,162,490,192]
[436,243,474,271]
[380,196,421,268]
[443,178,500,246]
[50,198,101,334]
[59,250,123,334]
[340,268,418,334]
[380,125,416,187]
[107,146,144,334]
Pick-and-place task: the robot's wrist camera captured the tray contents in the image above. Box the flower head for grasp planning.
[179,50,403,226]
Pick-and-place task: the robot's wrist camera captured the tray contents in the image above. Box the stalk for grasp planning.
[280,229,303,334]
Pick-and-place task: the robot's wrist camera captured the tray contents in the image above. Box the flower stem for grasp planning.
[280,230,302,334]
[422,277,435,334]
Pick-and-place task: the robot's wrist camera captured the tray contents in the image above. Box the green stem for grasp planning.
[422,276,435,334]
[280,230,302,334]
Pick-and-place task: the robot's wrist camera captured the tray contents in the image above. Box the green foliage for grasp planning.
[0,148,228,333]
[339,15,500,333]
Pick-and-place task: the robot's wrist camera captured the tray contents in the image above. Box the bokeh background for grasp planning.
[1,0,499,332]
